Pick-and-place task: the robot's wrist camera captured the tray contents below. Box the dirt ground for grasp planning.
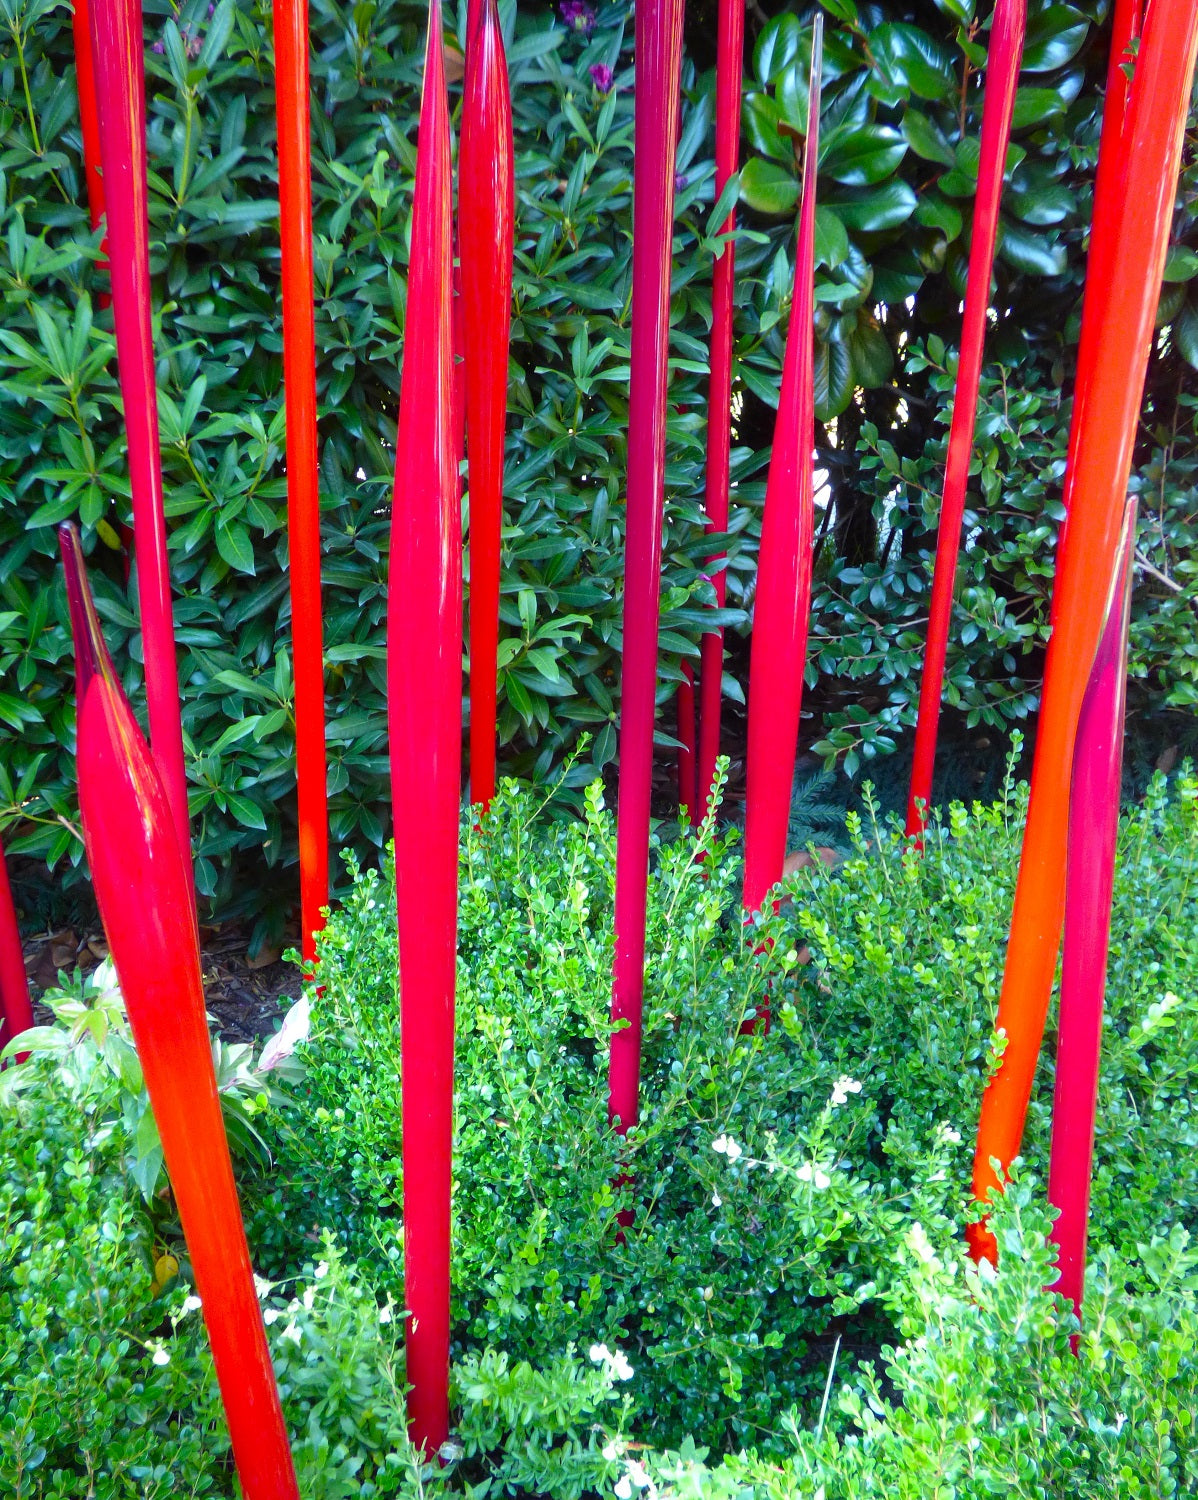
[21,921,300,1045]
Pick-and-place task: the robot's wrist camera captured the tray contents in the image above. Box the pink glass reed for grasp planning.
[461,0,515,812]
[60,524,298,1499]
[741,17,823,921]
[695,0,746,821]
[905,0,1026,841]
[0,838,33,1054]
[387,0,459,1453]
[1047,499,1136,1321]
[87,0,192,893]
[608,0,687,1137]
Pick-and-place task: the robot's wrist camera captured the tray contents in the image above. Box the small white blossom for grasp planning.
[702,1285,713,1302]
[281,1322,302,1345]
[829,1076,863,1108]
[602,1441,623,1463]
[180,1294,202,1317]
[796,1162,831,1190]
[379,1304,393,1325]
[253,1275,272,1300]
[264,1307,282,1325]
[611,1352,634,1381]
[711,1135,728,1155]
[589,1343,611,1364]
[937,1123,962,1144]
[626,1460,652,1490]
[711,1190,722,1208]
[615,1477,633,1500]
[151,1345,170,1366]
[314,1260,330,1280]
[302,1286,316,1311]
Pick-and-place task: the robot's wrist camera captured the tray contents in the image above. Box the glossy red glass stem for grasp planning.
[1047,501,1136,1321]
[696,0,745,819]
[608,0,686,1136]
[59,524,297,1499]
[460,0,514,813]
[905,0,1025,841]
[73,0,106,233]
[274,0,329,965]
[87,0,192,891]
[387,0,459,1454]
[677,662,697,816]
[0,836,33,1055]
[741,20,822,919]
[968,0,1198,1264]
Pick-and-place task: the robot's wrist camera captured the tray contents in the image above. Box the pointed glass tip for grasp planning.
[58,522,114,703]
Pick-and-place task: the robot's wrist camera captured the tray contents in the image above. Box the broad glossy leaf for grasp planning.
[740,157,799,215]
[998,219,1067,277]
[901,110,955,166]
[814,335,855,420]
[822,123,907,186]
[1021,5,1089,71]
[815,205,850,268]
[825,180,917,232]
[868,23,958,101]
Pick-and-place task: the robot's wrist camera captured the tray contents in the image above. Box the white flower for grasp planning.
[627,1460,651,1490]
[829,1076,863,1108]
[602,1441,623,1463]
[937,1123,962,1144]
[258,995,311,1073]
[302,1286,316,1311]
[702,1285,713,1302]
[796,1162,831,1190]
[281,1322,302,1345]
[615,1477,633,1500]
[379,1304,393,1325]
[181,1294,202,1317]
[151,1345,170,1366]
[611,1352,634,1381]
[314,1260,330,1280]
[263,1308,282,1325]
[253,1275,272,1300]
[589,1343,611,1364]
[711,1133,743,1160]
[711,1135,728,1154]
[711,1190,722,1208]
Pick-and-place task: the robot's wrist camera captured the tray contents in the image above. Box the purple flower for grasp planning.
[559,0,596,36]
[589,62,613,93]
[675,172,689,192]
[151,37,165,51]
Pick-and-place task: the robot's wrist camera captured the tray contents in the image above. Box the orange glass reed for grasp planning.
[59,524,298,1500]
[904,0,1026,840]
[968,0,1198,1263]
[87,0,192,890]
[273,0,329,964]
[695,0,745,819]
[608,0,686,1137]
[741,17,822,920]
[0,837,33,1054]
[460,0,514,812]
[387,0,459,1453]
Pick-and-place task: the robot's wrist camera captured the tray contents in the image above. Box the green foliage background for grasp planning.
[0,0,1195,922]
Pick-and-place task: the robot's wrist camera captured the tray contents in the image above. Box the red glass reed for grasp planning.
[387,0,459,1453]
[73,0,106,232]
[969,0,1198,1263]
[695,0,745,817]
[1047,500,1136,1321]
[274,0,329,965]
[59,525,297,1500]
[677,662,697,816]
[0,837,33,1054]
[905,0,1025,840]
[608,0,686,1137]
[741,18,822,920]
[87,0,192,890]
[460,0,514,812]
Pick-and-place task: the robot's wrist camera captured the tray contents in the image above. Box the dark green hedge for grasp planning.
[1,0,1194,926]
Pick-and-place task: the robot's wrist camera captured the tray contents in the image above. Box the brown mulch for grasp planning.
[22,923,300,1045]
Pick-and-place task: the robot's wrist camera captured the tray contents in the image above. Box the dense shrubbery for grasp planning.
[2,0,1196,922]
[5,768,1198,1493]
